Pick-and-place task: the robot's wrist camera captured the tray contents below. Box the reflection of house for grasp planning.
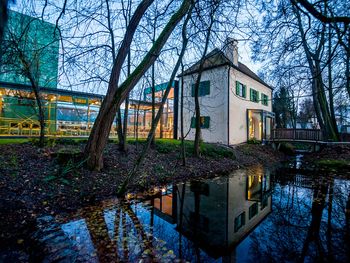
[178,38,274,144]
[176,167,272,259]
[145,185,178,224]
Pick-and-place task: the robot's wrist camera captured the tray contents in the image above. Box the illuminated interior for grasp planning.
[246,166,271,202]
[0,82,177,138]
[247,109,275,141]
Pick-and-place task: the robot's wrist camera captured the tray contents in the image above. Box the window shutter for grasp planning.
[242,85,246,98]
[250,89,253,101]
[191,84,195,97]
[204,117,210,128]
[257,91,260,102]
[236,81,240,95]
[206,81,210,95]
[191,117,196,128]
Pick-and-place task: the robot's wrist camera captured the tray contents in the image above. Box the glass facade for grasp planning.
[0,82,177,138]
[247,109,275,141]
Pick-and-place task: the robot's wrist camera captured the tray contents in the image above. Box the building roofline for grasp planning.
[178,49,273,90]
[0,81,105,99]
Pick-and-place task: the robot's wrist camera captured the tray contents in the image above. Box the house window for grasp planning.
[250,88,259,103]
[234,212,246,232]
[235,81,246,98]
[261,93,268,106]
[191,81,210,97]
[249,202,258,219]
[191,116,210,129]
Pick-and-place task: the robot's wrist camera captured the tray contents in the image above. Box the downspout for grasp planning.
[227,66,230,145]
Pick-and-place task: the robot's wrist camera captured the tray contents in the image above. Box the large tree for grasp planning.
[84,0,192,170]
[249,0,348,140]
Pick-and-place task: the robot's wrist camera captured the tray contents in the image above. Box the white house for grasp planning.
[178,38,274,145]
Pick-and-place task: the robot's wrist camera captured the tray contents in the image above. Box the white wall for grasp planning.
[178,65,273,145]
[227,168,272,246]
[228,68,273,144]
[178,66,229,144]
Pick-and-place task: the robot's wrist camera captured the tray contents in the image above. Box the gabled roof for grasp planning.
[179,48,272,90]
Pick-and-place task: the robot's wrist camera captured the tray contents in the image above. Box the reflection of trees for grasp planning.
[81,199,155,262]
[299,178,328,262]
[248,175,350,263]
[83,207,119,263]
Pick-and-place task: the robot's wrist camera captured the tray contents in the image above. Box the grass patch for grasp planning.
[0,138,29,145]
[133,139,236,159]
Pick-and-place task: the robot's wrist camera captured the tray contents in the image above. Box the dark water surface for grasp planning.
[7,159,350,262]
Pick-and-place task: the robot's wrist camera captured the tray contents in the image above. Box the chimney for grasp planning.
[223,37,238,66]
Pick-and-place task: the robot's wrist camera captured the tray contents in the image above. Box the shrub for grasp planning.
[247,138,261,145]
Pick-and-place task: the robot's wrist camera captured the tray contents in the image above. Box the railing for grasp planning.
[272,128,323,142]
[0,117,174,139]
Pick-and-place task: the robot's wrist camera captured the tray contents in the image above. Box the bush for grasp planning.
[247,138,261,145]
[55,147,83,164]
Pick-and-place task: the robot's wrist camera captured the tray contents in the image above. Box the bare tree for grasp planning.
[117,0,194,195]
[84,0,192,170]
[0,11,59,146]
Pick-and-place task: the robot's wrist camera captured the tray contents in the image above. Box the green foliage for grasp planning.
[56,147,83,164]
[126,138,235,158]
[0,138,29,145]
[273,87,296,128]
[247,138,261,144]
[45,150,86,185]
[200,143,235,158]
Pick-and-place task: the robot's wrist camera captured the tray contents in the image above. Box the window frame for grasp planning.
[261,93,268,106]
[191,80,210,97]
[250,88,259,103]
[249,202,259,219]
[191,116,210,129]
[235,81,246,98]
[234,211,246,232]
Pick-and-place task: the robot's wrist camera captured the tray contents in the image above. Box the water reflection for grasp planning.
[41,165,350,262]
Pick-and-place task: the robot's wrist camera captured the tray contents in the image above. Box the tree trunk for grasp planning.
[122,50,132,152]
[29,77,45,147]
[84,0,155,169]
[327,24,337,133]
[117,4,193,195]
[193,8,217,156]
[85,0,191,170]
[150,6,158,146]
[117,109,124,146]
[346,28,350,98]
[151,64,156,145]
[293,5,338,141]
[180,62,186,166]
